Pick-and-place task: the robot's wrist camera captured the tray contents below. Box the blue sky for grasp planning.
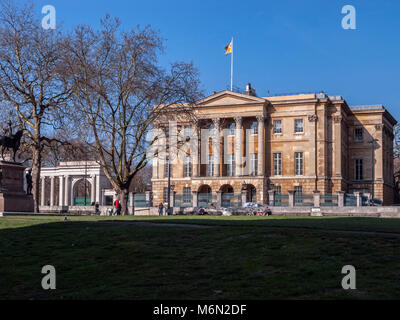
[31,0,400,120]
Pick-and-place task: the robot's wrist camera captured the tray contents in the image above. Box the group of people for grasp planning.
[158,203,172,216]
[92,199,123,216]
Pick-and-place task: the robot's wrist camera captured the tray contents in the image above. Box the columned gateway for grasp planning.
[39,161,110,211]
[151,86,397,206]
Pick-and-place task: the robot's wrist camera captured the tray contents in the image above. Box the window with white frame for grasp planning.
[273,120,282,134]
[354,128,363,142]
[294,119,304,133]
[227,154,235,176]
[208,154,214,176]
[184,155,192,177]
[295,152,303,175]
[294,185,303,203]
[273,152,282,175]
[183,187,191,203]
[250,153,258,176]
[355,159,363,180]
[250,122,258,135]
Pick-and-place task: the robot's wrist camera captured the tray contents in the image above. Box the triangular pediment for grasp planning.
[197,90,266,107]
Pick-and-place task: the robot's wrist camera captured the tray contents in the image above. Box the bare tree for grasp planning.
[0,2,73,212]
[129,166,152,193]
[65,16,201,215]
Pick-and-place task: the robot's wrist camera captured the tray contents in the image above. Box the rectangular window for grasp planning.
[273,120,282,134]
[354,128,363,142]
[250,153,258,176]
[183,187,191,203]
[273,185,282,205]
[163,187,169,203]
[355,159,363,180]
[273,152,282,175]
[184,156,192,177]
[295,152,304,175]
[227,154,235,176]
[294,119,304,133]
[250,122,258,135]
[208,154,214,176]
[164,156,170,178]
[294,186,303,203]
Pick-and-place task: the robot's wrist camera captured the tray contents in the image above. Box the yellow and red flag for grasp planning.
[225,39,233,55]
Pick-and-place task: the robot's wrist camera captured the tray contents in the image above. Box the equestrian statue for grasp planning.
[0,120,24,162]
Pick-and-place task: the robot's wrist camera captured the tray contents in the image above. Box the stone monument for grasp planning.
[0,122,33,213]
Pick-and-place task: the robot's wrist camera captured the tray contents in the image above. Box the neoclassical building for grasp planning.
[151,86,397,206]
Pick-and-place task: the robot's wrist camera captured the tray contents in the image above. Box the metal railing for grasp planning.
[294,194,313,207]
[221,193,242,208]
[321,194,338,207]
[274,194,288,207]
[344,194,357,206]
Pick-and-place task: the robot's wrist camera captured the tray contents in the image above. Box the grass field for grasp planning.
[1,215,400,300]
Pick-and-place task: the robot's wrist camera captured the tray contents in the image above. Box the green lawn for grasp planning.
[1,215,400,300]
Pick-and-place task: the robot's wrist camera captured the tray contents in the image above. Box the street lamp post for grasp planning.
[167,160,171,215]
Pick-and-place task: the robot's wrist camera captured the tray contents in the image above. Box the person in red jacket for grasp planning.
[114,199,122,215]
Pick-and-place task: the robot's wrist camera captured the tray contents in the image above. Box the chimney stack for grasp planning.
[244,83,257,97]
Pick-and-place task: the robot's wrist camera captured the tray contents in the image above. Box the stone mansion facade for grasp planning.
[151,86,397,206]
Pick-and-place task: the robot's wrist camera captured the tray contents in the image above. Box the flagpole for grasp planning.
[230,37,233,91]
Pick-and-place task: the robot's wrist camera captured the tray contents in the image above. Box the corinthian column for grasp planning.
[192,122,199,177]
[213,118,221,177]
[234,117,242,176]
[257,115,265,176]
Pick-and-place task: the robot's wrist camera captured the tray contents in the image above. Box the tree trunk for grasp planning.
[119,189,129,216]
[31,145,41,213]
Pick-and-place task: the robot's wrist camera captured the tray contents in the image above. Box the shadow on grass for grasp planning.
[1,216,400,300]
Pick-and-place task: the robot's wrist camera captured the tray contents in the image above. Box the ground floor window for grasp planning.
[183,187,191,203]
[163,187,169,203]
[294,185,303,203]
